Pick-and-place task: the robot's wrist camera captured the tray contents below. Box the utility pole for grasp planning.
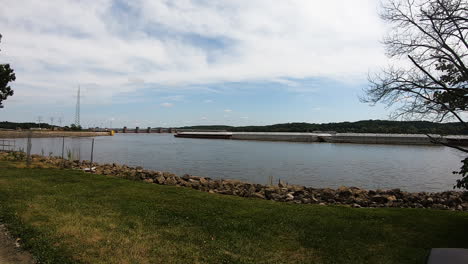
[37,116,42,129]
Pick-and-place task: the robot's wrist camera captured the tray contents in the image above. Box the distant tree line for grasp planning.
[0,121,52,130]
[179,120,468,135]
[0,121,83,131]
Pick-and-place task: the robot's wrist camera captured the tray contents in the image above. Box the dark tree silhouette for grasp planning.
[0,34,15,108]
[362,0,468,188]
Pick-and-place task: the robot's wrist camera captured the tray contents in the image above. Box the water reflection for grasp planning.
[5,134,466,192]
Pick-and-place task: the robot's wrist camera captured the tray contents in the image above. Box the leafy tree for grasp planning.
[362,0,468,189]
[0,34,15,108]
[70,124,82,131]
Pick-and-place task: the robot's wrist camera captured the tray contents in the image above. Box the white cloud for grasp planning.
[203,99,213,103]
[224,109,233,113]
[160,102,173,107]
[163,95,184,101]
[0,0,386,105]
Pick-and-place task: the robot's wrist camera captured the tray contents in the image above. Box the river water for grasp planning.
[7,134,466,192]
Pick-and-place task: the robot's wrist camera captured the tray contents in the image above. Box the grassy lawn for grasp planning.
[0,161,467,264]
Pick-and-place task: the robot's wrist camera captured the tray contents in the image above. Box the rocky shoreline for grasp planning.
[2,151,468,211]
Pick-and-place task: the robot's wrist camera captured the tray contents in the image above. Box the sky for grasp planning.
[0,0,391,128]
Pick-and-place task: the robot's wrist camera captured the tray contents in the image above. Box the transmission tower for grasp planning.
[37,116,42,128]
[75,86,80,127]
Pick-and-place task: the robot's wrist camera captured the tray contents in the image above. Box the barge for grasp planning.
[174,132,233,139]
[174,132,468,146]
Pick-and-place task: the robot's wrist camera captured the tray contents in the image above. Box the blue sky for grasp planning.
[0,0,390,128]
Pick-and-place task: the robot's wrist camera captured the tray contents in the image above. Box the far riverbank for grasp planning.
[0,130,112,138]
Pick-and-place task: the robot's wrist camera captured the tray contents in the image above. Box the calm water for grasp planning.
[7,134,466,192]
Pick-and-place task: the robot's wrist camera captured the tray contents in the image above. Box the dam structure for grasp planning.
[174,132,468,146]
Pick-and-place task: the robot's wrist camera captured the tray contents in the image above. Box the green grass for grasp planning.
[0,161,467,264]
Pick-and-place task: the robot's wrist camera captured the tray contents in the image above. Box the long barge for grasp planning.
[174,132,468,146]
[174,132,233,139]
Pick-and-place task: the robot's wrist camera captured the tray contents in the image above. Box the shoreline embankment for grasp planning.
[2,151,466,211]
[175,132,468,145]
[0,130,112,138]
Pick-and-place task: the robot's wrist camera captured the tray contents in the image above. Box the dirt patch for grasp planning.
[0,224,35,264]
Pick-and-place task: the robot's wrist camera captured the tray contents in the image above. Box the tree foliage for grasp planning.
[364,0,467,123]
[0,34,15,108]
[69,124,83,131]
[179,120,468,134]
[0,121,51,130]
[363,0,468,189]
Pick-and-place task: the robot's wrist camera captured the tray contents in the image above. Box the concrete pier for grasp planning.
[174,132,468,146]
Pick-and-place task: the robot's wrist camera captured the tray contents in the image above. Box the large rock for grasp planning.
[243,184,256,196]
[199,177,209,186]
[163,172,176,178]
[251,192,265,199]
[155,176,166,184]
[386,195,397,202]
[264,188,279,199]
[165,177,177,185]
[285,193,294,201]
[432,204,449,210]
[288,185,305,192]
[310,195,319,203]
[352,188,368,198]
[371,195,388,204]
[337,186,352,198]
[320,188,336,200]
